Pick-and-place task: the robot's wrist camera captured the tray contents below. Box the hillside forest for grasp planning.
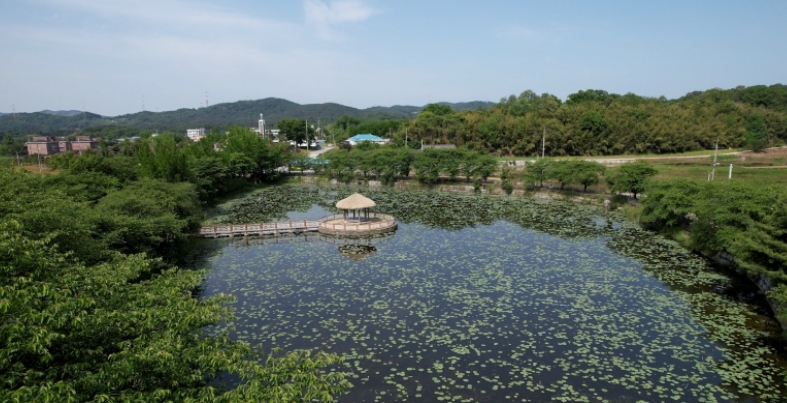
[2,84,787,157]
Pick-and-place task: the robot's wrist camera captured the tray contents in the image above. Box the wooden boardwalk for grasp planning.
[199,220,321,238]
[199,213,398,238]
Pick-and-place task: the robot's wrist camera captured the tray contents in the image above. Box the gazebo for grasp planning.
[336,193,376,222]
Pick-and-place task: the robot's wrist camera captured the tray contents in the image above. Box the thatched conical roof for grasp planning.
[336,193,376,210]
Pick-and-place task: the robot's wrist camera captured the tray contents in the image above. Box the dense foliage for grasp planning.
[640,179,787,319]
[395,85,787,156]
[0,130,350,402]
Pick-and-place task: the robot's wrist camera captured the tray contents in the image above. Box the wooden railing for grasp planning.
[317,213,397,233]
[198,213,398,238]
[199,220,320,238]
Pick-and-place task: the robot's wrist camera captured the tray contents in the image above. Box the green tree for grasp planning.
[607,161,658,199]
[744,113,769,152]
[0,135,20,156]
[729,199,787,281]
[421,103,454,116]
[413,149,442,185]
[524,159,550,187]
[572,160,606,192]
[500,167,514,195]
[137,134,190,183]
[0,220,349,403]
[547,160,575,190]
[92,178,202,257]
[335,115,361,130]
[277,119,316,146]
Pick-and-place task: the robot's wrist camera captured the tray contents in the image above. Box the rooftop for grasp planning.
[347,134,384,142]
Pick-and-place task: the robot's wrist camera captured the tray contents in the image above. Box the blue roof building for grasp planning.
[346,134,389,146]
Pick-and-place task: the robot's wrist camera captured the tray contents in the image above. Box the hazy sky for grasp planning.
[1,0,786,116]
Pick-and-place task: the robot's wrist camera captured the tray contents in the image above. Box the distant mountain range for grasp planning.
[40,110,85,117]
[0,98,494,135]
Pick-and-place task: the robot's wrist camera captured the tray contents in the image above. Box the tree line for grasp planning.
[0,127,350,402]
[315,144,499,188]
[376,85,787,156]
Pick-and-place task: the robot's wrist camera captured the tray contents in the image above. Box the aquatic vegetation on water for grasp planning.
[200,186,786,403]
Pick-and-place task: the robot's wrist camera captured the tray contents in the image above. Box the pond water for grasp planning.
[199,186,786,403]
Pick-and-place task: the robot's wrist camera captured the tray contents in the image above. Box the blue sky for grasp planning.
[1,0,785,116]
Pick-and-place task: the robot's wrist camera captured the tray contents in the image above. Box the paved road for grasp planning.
[308,145,333,158]
[580,146,786,166]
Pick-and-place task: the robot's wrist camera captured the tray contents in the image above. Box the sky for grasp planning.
[1,0,786,116]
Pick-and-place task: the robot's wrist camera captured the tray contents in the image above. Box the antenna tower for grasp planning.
[12,104,16,116]
[205,91,209,108]
[142,95,146,112]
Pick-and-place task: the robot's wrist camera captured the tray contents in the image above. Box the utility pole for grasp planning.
[542,126,546,159]
[16,152,20,167]
[305,119,309,151]
[711,138,719,180]
[728,164,733,180]
[405,129,408,148]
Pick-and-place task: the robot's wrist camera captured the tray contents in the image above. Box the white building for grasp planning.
[257,114,266,137]
[186,128,206,141]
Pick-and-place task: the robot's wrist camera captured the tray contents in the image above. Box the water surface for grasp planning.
[200,187,786,402]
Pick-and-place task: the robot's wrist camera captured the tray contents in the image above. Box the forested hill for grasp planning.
[405,84,787,156]
[0,112,106,136]
[0,98,494,136]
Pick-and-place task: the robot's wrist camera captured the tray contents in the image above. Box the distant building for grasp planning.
[71,136,99,154]
[26,135,98,155]
[26,137,59,155]
[57,137,72,153]
[346,134,389,146]
[186,128,206,141]
[255,114,266,137]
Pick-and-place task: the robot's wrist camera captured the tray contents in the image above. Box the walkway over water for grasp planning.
[198,213,397,238]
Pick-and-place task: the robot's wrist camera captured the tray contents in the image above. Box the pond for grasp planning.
[198,186,787,402]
